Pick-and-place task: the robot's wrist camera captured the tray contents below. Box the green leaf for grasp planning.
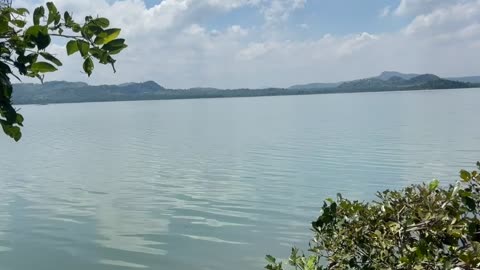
[11,20,26,28]
[40,52,62,66]
[66,40,78,55]
[94,28,121,45]
[31,62,57,73]
[463,196,476,211]
[102,38,126,52]
[16,114,24,126]
[83,57,94,76]
[77,40,90,57]
[46,2,59,25]
[12,8,29,16]
[25,25,51,50]
[1,122,22,142]
[87,24,103,35]
[94,17,110,28]
[429,179,439,191]
[33,6,45,26]
[71,23,81,33]
[0,16,9,34]
[64,11,73,24]
[460,170,472,182]
[266,255,276,264]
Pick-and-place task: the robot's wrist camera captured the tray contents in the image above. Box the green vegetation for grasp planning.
[266,162,480,270]
[0,1,126,141]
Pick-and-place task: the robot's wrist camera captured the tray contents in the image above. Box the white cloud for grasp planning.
[10,0,480,88]
[404,1,480,38]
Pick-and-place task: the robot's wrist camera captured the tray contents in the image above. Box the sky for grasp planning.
[13,0,480,88]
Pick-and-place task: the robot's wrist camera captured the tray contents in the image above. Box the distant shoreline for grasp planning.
[14,86,478,106]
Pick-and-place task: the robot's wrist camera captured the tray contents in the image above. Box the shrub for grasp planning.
[266,162,480,270]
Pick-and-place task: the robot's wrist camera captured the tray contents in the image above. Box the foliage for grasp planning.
[0,2,126,141]
[266,162,480,270]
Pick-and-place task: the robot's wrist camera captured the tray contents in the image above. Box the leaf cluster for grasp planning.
[0,2,126,140]
[266,162,480,270]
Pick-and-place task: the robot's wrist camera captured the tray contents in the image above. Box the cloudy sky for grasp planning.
[14,0,480,88]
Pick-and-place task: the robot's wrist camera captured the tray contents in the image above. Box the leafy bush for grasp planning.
[266,162,480,270]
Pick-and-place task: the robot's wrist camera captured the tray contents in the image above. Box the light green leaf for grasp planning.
[94,28,121,45]
[265,255,276,264]
[66,40,78,55]
[94,17,110,28]
[429,179,439,191]
[460,170,471,182]
[31,61,57,73]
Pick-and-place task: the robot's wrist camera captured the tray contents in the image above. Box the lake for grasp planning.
[0,89,479,270]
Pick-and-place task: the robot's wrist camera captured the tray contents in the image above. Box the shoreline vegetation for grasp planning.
[266,162,480,270]
[13,72,480,105]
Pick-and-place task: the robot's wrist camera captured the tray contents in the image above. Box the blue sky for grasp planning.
[17,0,480,88]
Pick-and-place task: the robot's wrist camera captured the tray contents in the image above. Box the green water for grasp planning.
[0,89,479,269]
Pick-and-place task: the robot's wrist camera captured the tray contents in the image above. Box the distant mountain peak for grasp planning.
[119,81,165,91]
[377,71,420,81]
[140,81,164,91]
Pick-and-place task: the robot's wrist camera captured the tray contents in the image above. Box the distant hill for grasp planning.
[289,82,340,90]
[373,71,480,84]
[12,72,479,105]
[338,74,470,90]
[447,76,480,84]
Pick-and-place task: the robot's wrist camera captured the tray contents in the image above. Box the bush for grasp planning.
[266,162,480,270]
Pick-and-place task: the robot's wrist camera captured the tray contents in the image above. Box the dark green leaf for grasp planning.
[40,52,62,66]
[64,11,73,24]
[463,196,476,211]
[25,25,51,50]
[83,57,94,76]
[46,2,59,25]
[33,6,45,26]
[101,38,125,52]
[31,61,57,73]
[87,24,103,35]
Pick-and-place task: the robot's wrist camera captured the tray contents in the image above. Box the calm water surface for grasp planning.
[0,89,479,270]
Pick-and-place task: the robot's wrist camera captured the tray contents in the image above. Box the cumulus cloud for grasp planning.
[11,0,480,88]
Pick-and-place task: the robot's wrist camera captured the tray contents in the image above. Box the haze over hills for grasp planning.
[12,72,479,105]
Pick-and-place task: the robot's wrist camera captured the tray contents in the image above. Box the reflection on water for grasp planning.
[0,89,479,269]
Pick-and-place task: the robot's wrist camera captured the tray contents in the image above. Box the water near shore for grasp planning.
[0,89,479,270]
